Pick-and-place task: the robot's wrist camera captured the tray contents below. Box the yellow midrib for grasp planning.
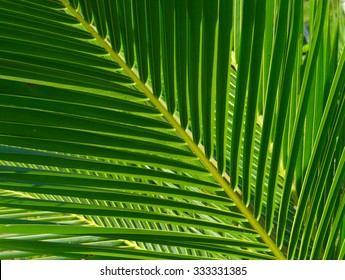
[60,0,286,260]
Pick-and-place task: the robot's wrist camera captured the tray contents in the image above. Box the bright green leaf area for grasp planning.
[0,0,344,260]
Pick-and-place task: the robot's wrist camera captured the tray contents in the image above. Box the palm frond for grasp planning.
[0,0,344,260]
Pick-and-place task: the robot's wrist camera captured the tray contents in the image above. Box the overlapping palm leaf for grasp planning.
[0,0,344,259]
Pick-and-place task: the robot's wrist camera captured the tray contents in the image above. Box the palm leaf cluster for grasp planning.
[0,0,344,260]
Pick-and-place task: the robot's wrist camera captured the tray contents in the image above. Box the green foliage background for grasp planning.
[0,0,344,260]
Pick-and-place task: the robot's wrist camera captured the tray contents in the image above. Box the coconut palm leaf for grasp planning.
[0,0,344,260]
